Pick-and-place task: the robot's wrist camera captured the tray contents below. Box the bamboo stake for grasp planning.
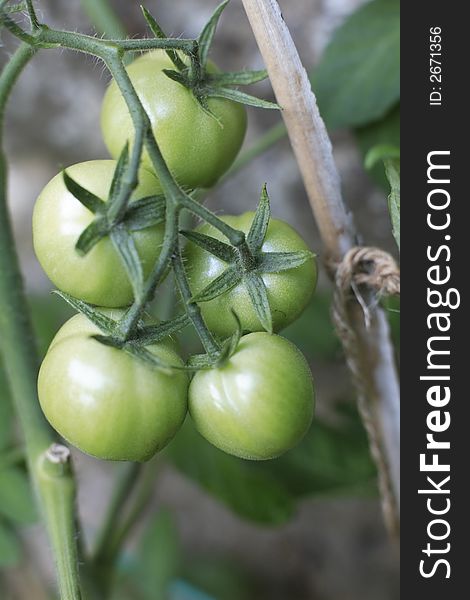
[241,0,400,532]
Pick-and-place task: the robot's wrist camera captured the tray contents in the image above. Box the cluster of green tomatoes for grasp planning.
[33,50,317,463]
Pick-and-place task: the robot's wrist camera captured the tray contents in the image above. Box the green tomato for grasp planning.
[33,160,163,307]
[185,213,317,337]
[189,332,314,460]
[100,51,247,189]
[38,312,188,462]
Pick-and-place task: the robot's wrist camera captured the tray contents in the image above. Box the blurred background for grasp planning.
[0,0,400,598]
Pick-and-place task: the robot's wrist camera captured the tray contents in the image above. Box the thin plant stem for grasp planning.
[0,44,83,599]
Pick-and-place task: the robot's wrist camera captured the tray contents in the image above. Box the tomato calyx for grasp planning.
[187,309,243,370]
[53,290,193,374]
[182,185,314,334]
[143,1,279,122]
[63,147,166,258]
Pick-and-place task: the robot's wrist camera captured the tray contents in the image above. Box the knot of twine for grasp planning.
[331,246,400,536]
[335,246,400,299]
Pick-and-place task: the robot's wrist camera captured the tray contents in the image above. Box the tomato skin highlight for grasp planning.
[38,313,189,462]
[185,213,317,337]
[32,160,163,307]
[100,51,247,189]
[188,332,314,460]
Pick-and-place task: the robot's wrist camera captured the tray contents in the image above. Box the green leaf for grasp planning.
[181,230,236,263]
[198,1,229,67]
[247,185,270,252]
[266,404,377,497]
[365,143,400,170]
[207,69,268,86]
[384,157,400,251]
[0,363,12,451]
[0,468,37,524]
[191,266,241,303]
[141,6,186,71]
[63,170,105,214]
[124,195,166,231]
[0,521,20,567]
[110,226,144,301]
[243,272,273,334]
[313,0,400,129]
[166,421,294,525]
[205,86,279,110]
[355,104,400,189]
[135,510,181,599]
[52,291,117,335]
[75,217,109,255]
[258,251,313,273]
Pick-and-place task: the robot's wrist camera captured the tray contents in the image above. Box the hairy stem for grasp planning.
[0,45,82,599]
[172,248,219,357]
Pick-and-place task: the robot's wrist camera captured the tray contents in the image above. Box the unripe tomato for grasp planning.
[100,51,247,189]
[38,313,189,461]
[185,213,317,337]
[33,160,163,307]
[189,332,314,460]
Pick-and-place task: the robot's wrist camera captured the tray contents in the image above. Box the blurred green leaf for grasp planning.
[384,157,400,251]
[134,510,181,600]
[283,292,340,361]
[355,104,400,189]
[0,520,20,567]
[365,144,400,170]
[0,363,13,451]
[28,294,74,357]
[0,468,37,524]
[166,421,294,525]
[313,0,400,129]
[266,403,377,497]
[181,558,255,600]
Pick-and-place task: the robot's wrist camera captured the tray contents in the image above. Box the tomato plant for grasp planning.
[38,312,189,462]
[189,332,314,460]
[32,160,164,307]
[101,50,248,189]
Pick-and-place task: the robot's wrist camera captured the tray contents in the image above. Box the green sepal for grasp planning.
[162,68,190,88]
[130,313,191,346]
[52,291,118,335]
[247,184,270,252]
[258,250,314,273]
[108,142,130,213]
[207,69,269,86]
[190,266,241,303]
[75,217,109,256]
[62,170,105,214]
[198,0,229,67]
[181,230,236,263]
[123,344,176,375]
[91,334,124,349]
[124,195,166,231]
[243,272,273,334]
[204,86,280,110]
[141,6,186,71]
[110,225,144,301]
[217,310,243,362]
